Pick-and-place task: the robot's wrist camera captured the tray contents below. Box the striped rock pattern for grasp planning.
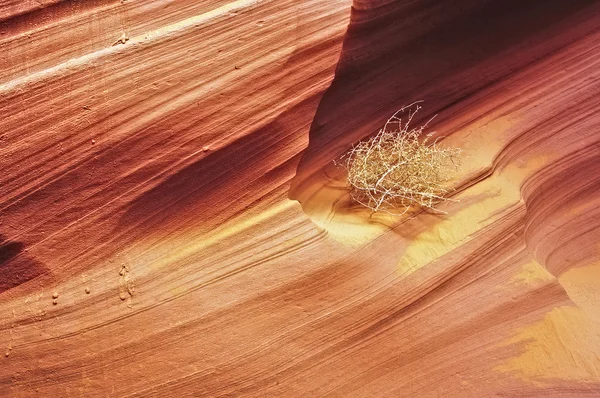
[1,0,599,396]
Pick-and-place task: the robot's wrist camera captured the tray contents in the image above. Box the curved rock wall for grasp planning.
[1,0,599,396]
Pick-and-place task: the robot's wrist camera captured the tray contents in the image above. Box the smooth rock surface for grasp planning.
[1,0,600,396]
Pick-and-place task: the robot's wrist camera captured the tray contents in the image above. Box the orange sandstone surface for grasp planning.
[1,0,600,396]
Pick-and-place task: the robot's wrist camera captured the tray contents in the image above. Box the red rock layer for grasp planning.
[1,0,600,396]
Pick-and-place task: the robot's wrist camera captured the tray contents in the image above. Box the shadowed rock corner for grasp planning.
[0,234,48,294]
[289,0,596,216]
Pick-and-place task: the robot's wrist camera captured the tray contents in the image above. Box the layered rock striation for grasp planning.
[1,0,599,396]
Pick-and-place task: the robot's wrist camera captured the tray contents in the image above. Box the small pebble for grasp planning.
[85,287,91,294]
[52,299,58,305]
[52,292,59,299]
[202,146,210,152]
[91,139,96,145]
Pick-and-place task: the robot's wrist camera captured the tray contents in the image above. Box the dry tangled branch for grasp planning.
[340,101,461,215]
